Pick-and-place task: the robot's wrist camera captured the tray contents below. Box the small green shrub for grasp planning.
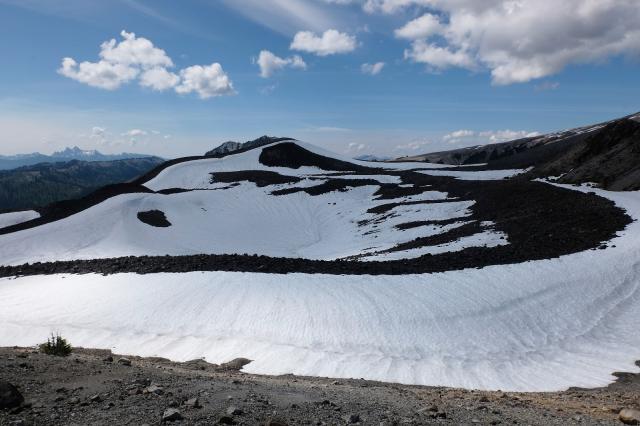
[39,333,72,357]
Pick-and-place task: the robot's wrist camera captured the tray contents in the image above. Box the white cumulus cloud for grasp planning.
[363,0,430,14]
[404,41,475,71]
[91,126,106,137]
[346,142,368,153]
[479,130,541,144]
[361,62,385,75]
[256,50,307,78]
[59,30,235,99]
[443,129,540,145]
[139,67,180,91]
[443,129,474,142]
[175,63,236,99]
[394,13,442,39]
[58,57,139,90]
[290,29,357,56]
[123,129,148,137]
[99,30,173,68]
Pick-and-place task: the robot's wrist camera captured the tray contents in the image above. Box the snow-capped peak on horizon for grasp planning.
[0,146,161,171]
[52,146,101,157]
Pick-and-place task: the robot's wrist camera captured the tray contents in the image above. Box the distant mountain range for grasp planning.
[0,157,164,211]
[354,154,392,162]
[0,146,159,170]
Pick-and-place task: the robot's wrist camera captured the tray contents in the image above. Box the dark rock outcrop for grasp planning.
[394,112,640,191]
[206,136,294,157]
[137,210,172,228]
[259,142,370,172]
[0,381,24,409]
[530,118,640,190]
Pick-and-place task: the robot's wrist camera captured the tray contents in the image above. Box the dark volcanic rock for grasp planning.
[210,170,301,187]
[0,381,24,409]
[205,136,294,157]
[218,414,235,424]
[272,178,380,196]
[259,142,370,172]
[395,113,640,191]
[137,210,171,228]
[531,118,640,190]
[219,358,252,371]
[345,413,360,423]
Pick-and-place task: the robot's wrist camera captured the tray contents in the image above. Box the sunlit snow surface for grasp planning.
[0,142,502,265]
[0,210,39,229]
[416,168,529,180]
[0,142,639,391]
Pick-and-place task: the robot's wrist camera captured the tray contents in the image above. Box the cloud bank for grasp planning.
[328,0,640,85]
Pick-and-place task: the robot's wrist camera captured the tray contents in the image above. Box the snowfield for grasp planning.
[0,187,639,391]
[0,184,486,265]
[0,141,500,265]
[416,168,530,180]
[0,210,39,229]
[0,141,638,392]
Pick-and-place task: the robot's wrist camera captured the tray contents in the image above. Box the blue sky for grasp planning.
[0,0,639,158]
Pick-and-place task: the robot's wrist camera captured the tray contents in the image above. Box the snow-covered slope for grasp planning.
[0,141,504,265]
[0,210,39,229]
[0,185,639,391]
[0,140,637,392]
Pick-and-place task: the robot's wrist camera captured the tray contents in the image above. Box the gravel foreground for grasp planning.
[1,347,639,425]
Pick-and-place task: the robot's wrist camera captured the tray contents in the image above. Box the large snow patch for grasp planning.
[0,186,639,391]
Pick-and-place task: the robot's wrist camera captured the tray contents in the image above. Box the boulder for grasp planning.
[218,357,252,371]
[184,397,201,408]
[145,384,164,395]
[117,357,132,366]
[0,382,24,409]
[162,408,183,422]
[226,406,242,415]
[620,408,640,425]
[345,413,360,424]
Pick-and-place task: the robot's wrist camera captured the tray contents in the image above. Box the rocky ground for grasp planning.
[1,347,639,425]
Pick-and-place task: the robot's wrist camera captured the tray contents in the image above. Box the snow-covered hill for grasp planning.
[0,210,39,229]
[0,139,638,392]
[0,141,513,265]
